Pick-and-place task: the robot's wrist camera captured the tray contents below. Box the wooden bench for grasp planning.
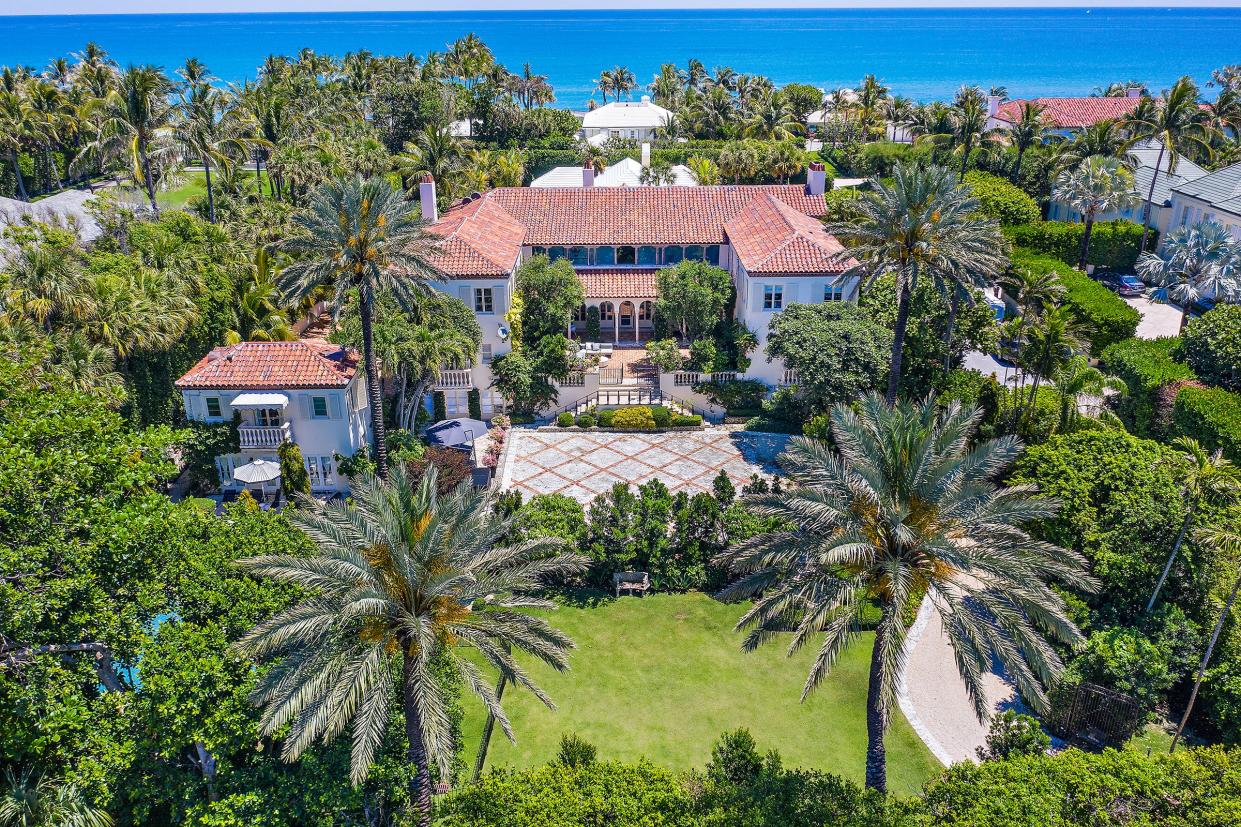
[613,571,651,598]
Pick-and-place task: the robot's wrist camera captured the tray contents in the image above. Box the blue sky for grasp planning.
[4,1,1241,15]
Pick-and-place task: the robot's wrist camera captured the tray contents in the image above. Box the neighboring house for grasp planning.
[531,157,697,188]
[416,161,855,416]
[580,96,673,145]
[175,341,371,495]
[0,189,101,245]
[1049,139,1210,235]
[988,90,1144,138]
[1167,159,1241,241]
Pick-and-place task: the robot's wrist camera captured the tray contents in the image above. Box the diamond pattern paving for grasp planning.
[498,429,792,504]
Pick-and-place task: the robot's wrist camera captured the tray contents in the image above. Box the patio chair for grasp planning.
[613,571,651,597]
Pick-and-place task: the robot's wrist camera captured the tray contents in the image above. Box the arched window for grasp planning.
[548,246,566,261]
[637,246,657,265]
[706,245,721,265]
[664,245,684,264]
[685,245,704,261]
[595,246,615,266]
[638,300,654,321]
[618,301,635,328]
[572,304,587,321]
[599,302,614,321]
[568,246,589,265]
[617,246,636,265]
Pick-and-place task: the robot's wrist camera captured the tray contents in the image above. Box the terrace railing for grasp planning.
[238,422,292,449]
[436,369,473,389]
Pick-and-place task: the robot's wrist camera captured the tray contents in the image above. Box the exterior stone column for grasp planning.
[633,299,640,342]
[613,303,619,342]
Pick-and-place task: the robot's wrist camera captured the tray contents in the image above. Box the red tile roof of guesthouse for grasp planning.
[575,267,660,299]
[422,185,834,278]
[175,341,359,390]
[724,194,858,275]
[995,96,1145,129]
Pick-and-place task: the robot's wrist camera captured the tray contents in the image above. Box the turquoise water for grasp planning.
[2,8,1239,105]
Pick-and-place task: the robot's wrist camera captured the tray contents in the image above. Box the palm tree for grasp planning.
[1051,355,1124,432]
[278,175,440,480]
[742,92,803,141]
[1146,437,1241,614]
[998,266,1067,388]
[3,243,95,332]
[176,84,268,222]
[611,66,637,101]
[0,768,112,827]
[1126,76,1217,253]
[686,154,721,185]
[855,74,889,138]
[51,334,125,400]
[1008,101,1047,182]
[593,69,616,103]
[0,88,45,201]
[226,248,295,344]
[1051,119,1134,172]
[1169,521,1241,752]
[1018,305,1088,426]
[1053,155,1141,270]
[395,125,464,203]
[716,394,1092,792]
[1136,220,1241,331]
[827,163,1006,403]
[235,466,585,826]
[951,86,995,177]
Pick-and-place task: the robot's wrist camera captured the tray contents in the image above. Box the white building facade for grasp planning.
[1167,160,1241,241]
[579,96,673,144]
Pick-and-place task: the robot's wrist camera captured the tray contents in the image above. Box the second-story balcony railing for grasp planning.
[238,422,293,449]
[436,369,473,389]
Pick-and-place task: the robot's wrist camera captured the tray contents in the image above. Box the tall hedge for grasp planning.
[1173,385,1241,461]
[1005,220,1149,271]
[963,170,1041,226]
[1011,249,1140,354]
[1099,337,1197,437]
[1179,305,1241,392]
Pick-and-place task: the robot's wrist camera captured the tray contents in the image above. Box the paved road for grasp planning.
[1124,296,1184,339]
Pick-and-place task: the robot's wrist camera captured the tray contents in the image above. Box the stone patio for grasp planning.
[497,428,792,503]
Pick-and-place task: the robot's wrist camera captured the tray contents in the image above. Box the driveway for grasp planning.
[497,428,791,504]
[1123,296,1183,339]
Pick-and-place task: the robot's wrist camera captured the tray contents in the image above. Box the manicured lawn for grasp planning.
[461,592,942,796]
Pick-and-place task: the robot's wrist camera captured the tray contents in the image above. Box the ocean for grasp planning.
[2,8,1240,105]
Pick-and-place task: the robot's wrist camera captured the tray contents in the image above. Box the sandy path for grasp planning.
[897,598,1016,765]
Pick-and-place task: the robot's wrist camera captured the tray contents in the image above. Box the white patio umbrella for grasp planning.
[233,459,282,498]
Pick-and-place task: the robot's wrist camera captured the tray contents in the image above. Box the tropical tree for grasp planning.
[235,465,585,826]
[1018,305,1087,425]
[3,243,94,331]
[685,154,721,185]
[1007,101,1047,181]
[0,88,44,201]
[950,86,996,177]
[395,124,464,202]
[742,92,803,141]
[998,266,1066,386]
[1052,155,1140,269]
[716,394,1091,792]
[176,83,268,222]
[1126,76,1217,253]
[1146,437,1241,613]
[278,175,440,479]
[1051,119,1134,172]
[225,248,295,344]
[0,769,112,827]
[1136,220,1241,331]
[1050,354,1124,432]
[828,163,1006,403]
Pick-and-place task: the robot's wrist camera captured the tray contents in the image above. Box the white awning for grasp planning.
[230,392,289,409]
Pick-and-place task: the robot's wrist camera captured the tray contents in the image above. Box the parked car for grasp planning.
[1094,272,1146,297]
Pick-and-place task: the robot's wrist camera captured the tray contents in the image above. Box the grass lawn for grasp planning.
[461,592,942,796]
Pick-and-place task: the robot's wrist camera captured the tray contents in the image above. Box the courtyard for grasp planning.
[497,428,792,503]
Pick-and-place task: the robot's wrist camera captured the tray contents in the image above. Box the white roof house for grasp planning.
[531,157,697,188]
[580,96,673,142]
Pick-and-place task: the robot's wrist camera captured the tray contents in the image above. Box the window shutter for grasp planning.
[458,285,471,306]
[302,394,313,418]
[186,394,201,420]
[493,285,506,315]
[752,283,764,310]
[328,394,342,419]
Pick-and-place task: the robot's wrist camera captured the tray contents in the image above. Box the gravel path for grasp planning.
[897,599,1017,766]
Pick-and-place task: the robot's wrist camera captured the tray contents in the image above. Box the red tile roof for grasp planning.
[995,96,1144,129]
[724,195,857,275]
[575,267,659,299]
[423,185,830,277]
[175,341,359,390]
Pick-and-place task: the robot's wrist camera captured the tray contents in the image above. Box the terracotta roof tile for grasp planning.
[424,194,526,278]
[724,195,856,275]
[995,96,1143,129]
[175,341,359,390]
[575,267,659,299]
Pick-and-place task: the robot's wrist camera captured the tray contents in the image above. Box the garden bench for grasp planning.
[613,571,651,597]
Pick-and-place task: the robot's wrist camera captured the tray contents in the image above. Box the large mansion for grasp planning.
[417,162,858,417]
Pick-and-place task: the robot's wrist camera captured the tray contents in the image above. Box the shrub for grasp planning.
[555,733,598,768]
[650,405,672,428]
[277,441,311,496]
[1011,248,1140,354]
[585,305,601,340]
[512,493,588,546]
[645,338,684,372]
[1067,626,1175,711]
[467,387,482,420]
[596,408,615,427]
[1173,384,1241,461]
[611,406,656,430]
[1179,305,1241,392]
[964,170,1041,225]
[180,416,240,491]
[692,378,767,412]
[556,411,574,427]
[671,414,703,427]
[575,412,595,428]
[432,390,447,422]
[688,337,718,371]
[1005,220,1148,270]
[1100,337,1197,436]
[976,710,1051,761]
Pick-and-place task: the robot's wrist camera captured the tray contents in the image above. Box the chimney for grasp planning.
[1126,86,1141,99]
[640,142,651,168]
[419,174,438,223]
[582,161,595,188]
[806,161,827,196]
[986,95,1001,117]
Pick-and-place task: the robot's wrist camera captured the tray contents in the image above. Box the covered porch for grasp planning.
[571,268,659,344]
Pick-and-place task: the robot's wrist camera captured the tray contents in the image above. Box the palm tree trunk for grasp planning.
[1179,306,1191,333]
[9,150,29,201]
[1147,506,1195,614]
[1078,216,1095,271]
[1170,568,1241,752]
[360,289,389,480]
[959,138,971,178]
[402,651,434,827]
[942,290,959,376]
[1139,146,1165,254]
[1012,146,1025,183]
[885,273,914,405]
[139,140,159,215]
[864,620,889,792]
[204,158,216,223]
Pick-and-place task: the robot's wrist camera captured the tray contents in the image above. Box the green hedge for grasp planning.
[1005,220,1149,271]
[1099,337,1197,437]
[963,170,1041,226]
[1011,249,1140,354]
[1173,385,1241,461]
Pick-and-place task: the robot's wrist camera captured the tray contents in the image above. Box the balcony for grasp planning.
[238,422,292,449]
[436,369,473,389]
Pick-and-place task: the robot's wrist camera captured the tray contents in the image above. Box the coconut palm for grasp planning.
[278,175,441,479]
[0,769,111,827]
[235,465,585,826]
[742,91,804,141]
[1053,155,1141,270]
[1007,101,1047,182]
[176,84,269,222]
[225,248,295,344]
[1136,220,1241,331]
[1051,119,1134,172]
[1050,354,1125,432]
[827,163,1006,403]
[395,125,464,202]
[1126,76,1218,253]
[716,394,1092,792]
[1146,437,1241,614]
[0,88,45,201]
[1170,521,1241,752]
[950,86,996,177]
[1018,305,1088,425]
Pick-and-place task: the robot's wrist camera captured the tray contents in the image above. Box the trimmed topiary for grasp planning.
[556,411,574,427]
[651,405,672,428]
[963,170,1041,226]
[575,412,595,428]
[1100,337,1197,437]
[1011,249,1140,354]
[1173,385,1241,461]
[596,408,615,428]
[467,387,482,420]
[611,406,657,430]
